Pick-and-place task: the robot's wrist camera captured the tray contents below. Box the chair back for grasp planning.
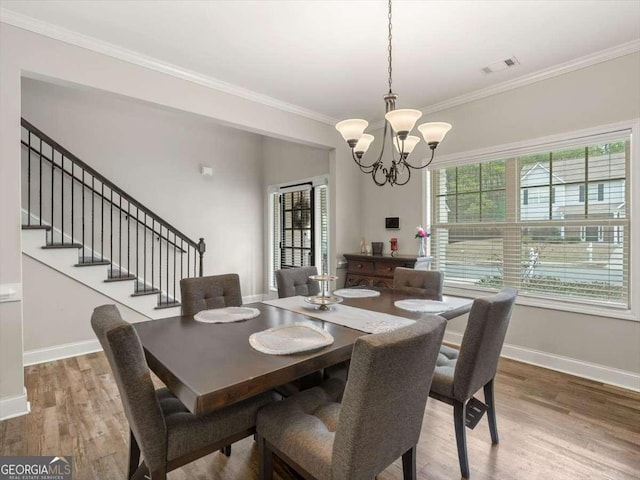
[393,267,444,300]
[453,288,517,402]
[180,274,242,316]
[332,317,446,479]
[90,305,167,472]
[275,266,320,298]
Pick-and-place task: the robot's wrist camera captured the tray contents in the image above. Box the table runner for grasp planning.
[262,296,415,334]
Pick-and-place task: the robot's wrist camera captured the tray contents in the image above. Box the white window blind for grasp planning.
[431,132,630,309]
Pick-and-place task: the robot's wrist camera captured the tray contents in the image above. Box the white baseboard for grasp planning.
[243,294,265,304]
[0,387,31,421]
[24,339,102,366]
[443,331,640,392]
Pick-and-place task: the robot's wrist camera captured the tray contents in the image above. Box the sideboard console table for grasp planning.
[342,253,431,288]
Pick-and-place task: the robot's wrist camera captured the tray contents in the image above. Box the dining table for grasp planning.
[134,289,472,416]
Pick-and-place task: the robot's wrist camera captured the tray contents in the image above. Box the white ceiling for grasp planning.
[2,0,639,123]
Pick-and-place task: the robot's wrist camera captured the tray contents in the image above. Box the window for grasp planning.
[431,130,630,310]
[268,178,329,290]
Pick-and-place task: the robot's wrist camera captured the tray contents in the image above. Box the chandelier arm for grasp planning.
[351,150,378,172]
[372,164,389,186]
[401,148,436,170]
[388,123,401,162]
[394,163,412,186]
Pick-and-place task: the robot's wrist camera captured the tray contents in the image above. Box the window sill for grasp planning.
[443,284,638,322]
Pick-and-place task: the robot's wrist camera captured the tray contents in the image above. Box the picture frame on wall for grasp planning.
[385,217,399,229]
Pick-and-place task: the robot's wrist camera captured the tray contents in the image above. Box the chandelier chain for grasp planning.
[387,0,393,93]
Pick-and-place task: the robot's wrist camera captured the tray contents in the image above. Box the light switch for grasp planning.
[0,283,22,303]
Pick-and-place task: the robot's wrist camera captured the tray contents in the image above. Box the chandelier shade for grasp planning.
[335,119,368,146]
[418,122,453,146]
[384,109,423,139]
[394,135,420,157]
[355,134,375,156]
[335,0,452,186]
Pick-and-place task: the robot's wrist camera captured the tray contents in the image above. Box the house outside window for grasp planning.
[430,128,631,310]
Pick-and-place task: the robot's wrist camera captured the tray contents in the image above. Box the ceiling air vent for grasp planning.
[482,56,520,74]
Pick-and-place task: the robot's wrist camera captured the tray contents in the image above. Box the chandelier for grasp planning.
[335,0,452,187]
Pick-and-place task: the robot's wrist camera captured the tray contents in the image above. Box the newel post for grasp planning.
[197,238,206,277]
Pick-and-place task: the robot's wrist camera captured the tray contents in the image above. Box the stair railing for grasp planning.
[21,118,205,309]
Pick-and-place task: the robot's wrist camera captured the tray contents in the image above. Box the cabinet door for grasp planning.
[345,274,374,288]
[373,278,394,289]
[374,261,397,278]
[347,260,374,275]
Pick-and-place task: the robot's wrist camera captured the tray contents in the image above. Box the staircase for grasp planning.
[20,118,205,320]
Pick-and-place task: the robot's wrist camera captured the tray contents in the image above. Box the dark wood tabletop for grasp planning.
[134,302,363,415]
[134,290,472,416]
[339,289,472,321]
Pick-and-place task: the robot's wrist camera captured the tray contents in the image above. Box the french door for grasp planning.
[279,184,314,269]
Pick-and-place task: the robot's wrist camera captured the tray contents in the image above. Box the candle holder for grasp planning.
[390,237,398,256]
[305,274,342,311]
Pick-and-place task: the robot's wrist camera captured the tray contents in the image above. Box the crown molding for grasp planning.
[421,39,640,116]
[0,8,338,126]
[370,39,640,130]
[3,8,637,129]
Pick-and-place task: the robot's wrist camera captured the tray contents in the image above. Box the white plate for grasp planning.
[249,323,334,355]
[333,288,381,298]
[394,299,451,313]
[193,307,260,323]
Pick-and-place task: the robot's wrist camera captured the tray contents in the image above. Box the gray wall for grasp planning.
[262,136,330,187]
[22,255,148,352]
[22,77,265,297]
[359,52,640,375]
[261,136,331,292]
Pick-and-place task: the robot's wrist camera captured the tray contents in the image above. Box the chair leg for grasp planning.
[128,430,140,480]
[484,378,499,444]
[257,434,273,480]
[454,400,471,479]
[401,446,417,480]
[219,445,232,456]
[149,468,167,480]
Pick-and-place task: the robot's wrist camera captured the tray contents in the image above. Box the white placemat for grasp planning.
[249,323,334,355]
[333,288,381,298]
[193,307,260,324]
[394,299,451,313]
[263,296,415,334]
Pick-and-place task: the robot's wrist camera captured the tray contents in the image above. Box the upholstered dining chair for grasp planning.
[429,288,518,479]
[256,317,447,480]
[180,273,242,316]
[91,304,275,480]
[275,266,320,298]
[393,267,444,299]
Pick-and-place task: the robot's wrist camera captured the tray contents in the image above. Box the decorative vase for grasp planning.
[418,237,426,257]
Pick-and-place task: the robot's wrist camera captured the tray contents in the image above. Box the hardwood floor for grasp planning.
[1,353,638,480]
